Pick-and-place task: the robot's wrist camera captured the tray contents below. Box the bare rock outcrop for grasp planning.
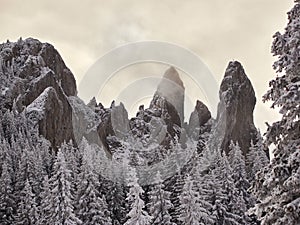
[150,66,185,127]
[216,61,257,156]
[0,38,77,149]
[188,100,211,138]
[96,101,130,153]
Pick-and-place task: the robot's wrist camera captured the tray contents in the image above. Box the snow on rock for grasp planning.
[26,87,61,129]
[26,87,59,115]
[1,87,9,96]
[25,85,75,150]
[0,38,77,149]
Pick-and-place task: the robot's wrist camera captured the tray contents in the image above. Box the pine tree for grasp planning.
[251,2,300,224]
[246,133,269,184]
[211,151,244,225]
[192,151,215,225]
[13,138,46,204]
[167,162,185,224]
[194,173,216,225]
[76,156,111,225]
[228,141,254,223]
[1,110,17,144]
[147,171,175,225]
[38,175,52,225]
[48,149,81,225]
[106,181,127,225]
[124,167,152,225]
[36,138,53,176]
[0,158,15,224]
[15,179,39,225]
[61,141,82,189]
[179,175,210,225]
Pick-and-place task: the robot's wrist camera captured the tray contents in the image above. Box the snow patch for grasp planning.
[26,87,56,116]
[1,87,9,95]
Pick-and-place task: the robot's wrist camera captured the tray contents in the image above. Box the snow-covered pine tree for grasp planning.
[29,145,47,198]
[192,151,215,225]
[47,149,81,225]
[124,167,152,225]
[14,140,41,208]
[167,162,185,224]
[194,172,216,225]
[0,157,15,225]
[38,175,52,225]
[147,171,175,225]
[246,132,269,184]
[179,174,209,225]
[36,138,54,176]
[211,150,244,225]
[228,141,255,223]
[61,141,82,190]
[76,153,111,225]
[1,110,17,144]
[14,179,39,225]
[250,1,300,224]
[106,181,127,225]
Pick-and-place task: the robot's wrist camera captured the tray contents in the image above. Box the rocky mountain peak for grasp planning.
[187,100,212,138]
[0,38,77,149]
[0,39,261,160]
[151,67,185,126]
[0,38,77,97]
[217,61,257,156]
[161,66,184,88]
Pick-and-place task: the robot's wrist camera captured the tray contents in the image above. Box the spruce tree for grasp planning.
[179,175,209,225]
[193,152,215,225]
[48,149,81,225]
[251,1,300,224]
[211,151,244,225]
[0,158,15,224]
[38,175,52,225]
[147,171,175,225]
[106,181,127,225]
[167,163,185,224]
[229,141,254,223]
[124,167,152,225]
[15,179,39,225]
[76,156,111,225]
[246,134,269,184]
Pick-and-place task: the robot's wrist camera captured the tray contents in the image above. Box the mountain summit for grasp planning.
[151,66,185,126]
[217,61,257,156]
[0,38,77,149]
[161,66,184,88]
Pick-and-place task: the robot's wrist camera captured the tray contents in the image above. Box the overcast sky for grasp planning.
[0,0,294,131]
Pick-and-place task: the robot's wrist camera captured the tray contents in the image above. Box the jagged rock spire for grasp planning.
[216,61,257,156]
[150,66,185,126]
[188,100,211,137]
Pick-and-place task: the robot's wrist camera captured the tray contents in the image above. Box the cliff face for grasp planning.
[188,100,211,138]
[216,61,257,156]
[0,38,76,149]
